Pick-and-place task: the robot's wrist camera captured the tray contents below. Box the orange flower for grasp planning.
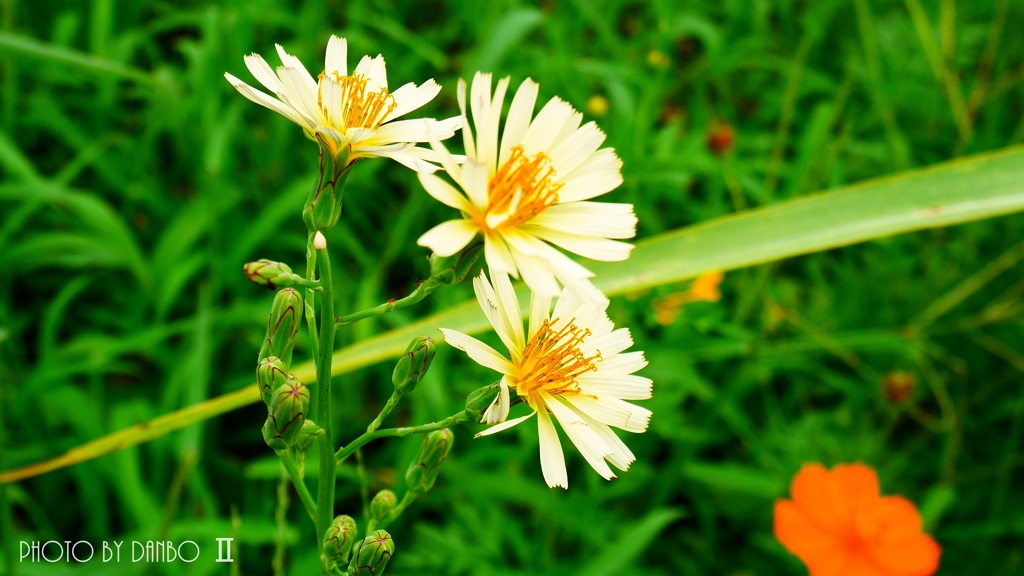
[774,463,941,576]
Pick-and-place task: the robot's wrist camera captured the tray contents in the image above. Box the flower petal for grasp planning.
[484,233,518,275]
[388,79,442,120]
[417,220,479,257]
[558,148,624,202]
[475,410,535,437]
[438,328,514,375]
[418,172,472,212]
[531,202,637,239]
[519,97,576,157]
[325,35,347,76]
[565,394,651,433]
[549,121,606,176]
[225,73,309,127]
[537,408,568,489]
[543,394,615,480]
[499,77,539,166]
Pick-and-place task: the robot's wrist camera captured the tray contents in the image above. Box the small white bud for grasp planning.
[314,231,328,250]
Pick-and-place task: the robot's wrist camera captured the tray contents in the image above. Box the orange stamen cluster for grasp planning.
[482,145,563,230]
[514,317,601,399]
[319,72,397,131]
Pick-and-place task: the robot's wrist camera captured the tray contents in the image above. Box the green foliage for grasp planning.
[2,0,1024,575]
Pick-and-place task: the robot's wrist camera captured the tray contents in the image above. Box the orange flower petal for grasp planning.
[868,533,941,575]
[857,496,924,543]
[791,463,849,530]
[774,500,845,562]
[842,556,894,576]
[832,463,881,514]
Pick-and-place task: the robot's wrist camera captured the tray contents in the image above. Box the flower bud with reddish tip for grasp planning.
[257,356,289,406]
[707,120,735,156]
[883,371,917,404]
[392,337,435,395]
[323,514,358,570]
[370,490,397,523]
[405,429,453,495]
[350,530,394,576]
[258,288,302,365]
[243,259,301,290]
[262,378,308,449]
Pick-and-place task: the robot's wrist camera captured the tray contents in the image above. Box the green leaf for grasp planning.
[575,508,683,576]
[0,31,155,83]
[681,462,785,499]
[472,8,544,73]
[4,145,1024,482]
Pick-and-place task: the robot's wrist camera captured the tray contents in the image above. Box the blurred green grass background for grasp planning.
[2,0,1024,574]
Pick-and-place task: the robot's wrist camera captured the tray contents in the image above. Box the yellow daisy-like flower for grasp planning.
[417,72,635,304]
[440,270,652,489]
[225,36,460,172]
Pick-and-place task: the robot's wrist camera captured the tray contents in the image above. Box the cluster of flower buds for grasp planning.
[243,259,304,290]
[428,241,483,285]
[323,514,358,571]
[303,136,351,232]
[262,379,310,450]
[405,429,454,496]
[350,530,394,576]
[392,337,436,395]
[258,288,302,366]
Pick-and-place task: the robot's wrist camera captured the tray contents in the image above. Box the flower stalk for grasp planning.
[336,411,470,465]
[314,234,338,567]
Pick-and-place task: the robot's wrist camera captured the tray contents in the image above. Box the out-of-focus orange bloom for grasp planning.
[774,463,941,576]
[652,272,723,325]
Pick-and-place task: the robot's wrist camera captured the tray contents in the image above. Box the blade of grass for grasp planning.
[3,145,1024,482]
[0,31,155,84]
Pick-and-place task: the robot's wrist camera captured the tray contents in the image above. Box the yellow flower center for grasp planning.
[513,317,601,401]
[477,145,563,231]
[318,72,397,131]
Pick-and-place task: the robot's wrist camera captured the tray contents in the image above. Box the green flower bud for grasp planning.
[295,418,324,452]
[323,514,358,570]
[350,530,394,576]
[303,133,351,232]
[369,490,397,522]
[464,383,500,420]
[405,429,454,494]
[262,378,308,449]
[256,356,289,406]
[258,288,302,365]
[429,241,483,285]
[243,259,301,290]
[391,337,435,394]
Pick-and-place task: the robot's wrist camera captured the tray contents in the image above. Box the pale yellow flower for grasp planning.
[417,73,635,304]
[225,36,460,172]
[440,270,652,489]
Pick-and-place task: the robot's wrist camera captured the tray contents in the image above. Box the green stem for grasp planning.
[304,231,320,367]
[272,467,289,576]
[355,448,370,525]
[274,449,316,522]
[315,243,337,569]
[335,279,439,326]
[366,391,402,434]
[336,411,469,465]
